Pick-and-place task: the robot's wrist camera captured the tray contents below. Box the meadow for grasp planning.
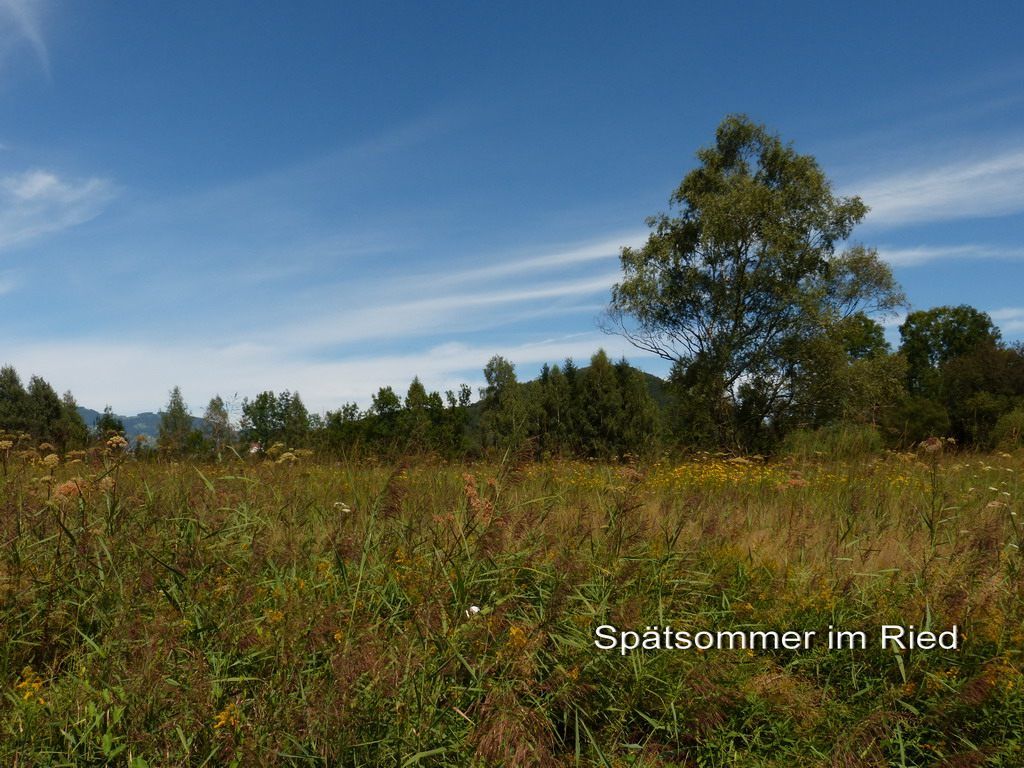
[2,439,1023,767]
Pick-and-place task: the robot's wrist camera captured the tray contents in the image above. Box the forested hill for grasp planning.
[640,370,670,409]
[76,407,205,442]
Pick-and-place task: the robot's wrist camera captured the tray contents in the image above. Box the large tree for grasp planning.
[607,114,904,447]
[899,305,1001,395]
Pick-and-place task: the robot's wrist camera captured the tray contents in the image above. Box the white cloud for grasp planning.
[272,268,622,348]
[435,230,646,285]
[0,169,116,249]
[0,332,660,415]
[0,222,656,412]
[989,307,1024,334]
[882,307,1024,337]
[854,148,1024,227]
[877,243,1024,267]
[881,312,907,330]
[0,0,49,77]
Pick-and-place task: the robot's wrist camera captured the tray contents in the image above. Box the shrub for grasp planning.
[992,404,1024,450]
[780,421,884,461]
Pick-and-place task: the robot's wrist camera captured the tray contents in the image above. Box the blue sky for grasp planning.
[2,1,1023,415]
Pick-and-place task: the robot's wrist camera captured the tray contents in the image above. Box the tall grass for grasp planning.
[2,445,1023,766]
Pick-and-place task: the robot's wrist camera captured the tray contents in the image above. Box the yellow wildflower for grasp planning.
[213,701,240,730]
[15,666,45,705]
[508,625,529,651]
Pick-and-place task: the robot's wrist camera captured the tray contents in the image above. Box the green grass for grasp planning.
[2,446,1023,766]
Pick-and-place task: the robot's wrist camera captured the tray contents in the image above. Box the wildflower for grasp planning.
[106,435,128,451]
[265,609,284,624]
[0,440,12,450]
[41,453,60,467]
[918,436,944,455]
[465,605,481,618]
[15,667,45,705]
[213,702,240,730]
[54,479,83,499]
[275,451,297,464]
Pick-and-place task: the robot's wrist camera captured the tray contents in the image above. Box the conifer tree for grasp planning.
[94,406,125,439]
[578,350,623,458]
[615,358,659,456]
[56,391,89,451]
[403,377,432,451]
[540,363,573,456]
[158,386,193,454]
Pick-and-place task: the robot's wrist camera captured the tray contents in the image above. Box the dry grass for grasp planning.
[1,446,1023,766]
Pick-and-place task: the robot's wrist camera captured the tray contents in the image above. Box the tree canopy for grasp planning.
[607,114,905,447]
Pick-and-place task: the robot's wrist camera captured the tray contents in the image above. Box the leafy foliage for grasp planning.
[608,115,904,448]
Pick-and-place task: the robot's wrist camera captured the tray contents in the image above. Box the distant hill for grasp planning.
[77,407,206,442]
[639,370,670,409]
[467,363,669,414]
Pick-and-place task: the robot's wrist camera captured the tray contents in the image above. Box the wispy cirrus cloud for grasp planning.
[276,270,622,348]
[0,169,116,249]
[989,307,1024,334]
[435,231,645,285]
[0,219,645,411]
[877,243,1024,267]
[0,0,48,77]
[855,148,1024,228]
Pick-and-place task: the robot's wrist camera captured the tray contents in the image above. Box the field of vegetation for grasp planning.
[3,438,1023,767]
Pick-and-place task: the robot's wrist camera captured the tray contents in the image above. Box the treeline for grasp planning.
[665,304,1024,455]
[222,348,657,460]
[664,304,1024,455]
[2,304,1023,460]
[0,367,90,451]
[891,305,1024,448]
